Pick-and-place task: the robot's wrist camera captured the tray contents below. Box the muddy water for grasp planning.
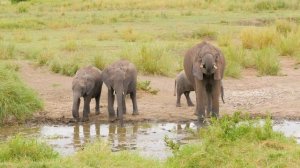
[0,120,300,159]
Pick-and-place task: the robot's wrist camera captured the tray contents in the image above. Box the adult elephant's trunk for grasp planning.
[72,92,81,120]
[116,91,124,125]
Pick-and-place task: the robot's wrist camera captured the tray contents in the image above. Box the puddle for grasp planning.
[1,120,300,159]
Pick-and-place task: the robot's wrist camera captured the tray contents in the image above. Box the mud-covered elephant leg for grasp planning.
[82,96,92,121]
[108,89,116,119]
[212,80,221,117]
[72,96,80,121]
[195,80,206,120]
[184,91,194,106]
[176,91,182,107]
[130,91,139,115]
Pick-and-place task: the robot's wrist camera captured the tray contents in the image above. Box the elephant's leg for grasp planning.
[95,94,100,115]
[195,80,205,121]
[212,81,221,118]
[130,91,139,115]
[122,94,126,114]
[82,96,92,122]
[184,91,194,106]
[72,97,80,121]
[206,91,212,117]
[176,92,182,107]
[108,89,116,119]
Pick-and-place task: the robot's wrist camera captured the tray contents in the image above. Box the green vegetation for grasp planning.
[137,80,159,95]
[0,0,299,78]
[2,112,300,167]
[0,62,43,123]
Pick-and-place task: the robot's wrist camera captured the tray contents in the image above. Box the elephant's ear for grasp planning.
[214,53,221,80]
[192,62,203,80]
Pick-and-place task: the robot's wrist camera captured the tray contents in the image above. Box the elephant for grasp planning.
[174,70,195,107]
[72,66,103,122]
[183,41,226,121]
[101,60,138,124]
[174,70,225,107]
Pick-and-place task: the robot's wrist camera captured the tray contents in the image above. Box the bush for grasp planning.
[255,48,280,76]
[121,44,176,76]
[137,80,159,95]
[0,136,59,161]
[165,112,300,168]
[0,63,43,122]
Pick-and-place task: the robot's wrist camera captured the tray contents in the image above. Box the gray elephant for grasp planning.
[101,60,138,124]
[174,70,195,107]
[174,70,225,107]
[184,41,226,121]
[72,66,103,122]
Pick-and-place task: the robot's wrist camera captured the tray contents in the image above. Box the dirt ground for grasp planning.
[19,58,300,124]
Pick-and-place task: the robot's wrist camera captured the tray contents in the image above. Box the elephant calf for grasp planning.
[174,70,225,107]
[72,66,103,122]
[102,60,138,124]
[174,70,195,107]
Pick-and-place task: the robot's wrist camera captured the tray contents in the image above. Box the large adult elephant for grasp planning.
[102,60,138,125]
[72,66,103,122]
[184,41,226,121]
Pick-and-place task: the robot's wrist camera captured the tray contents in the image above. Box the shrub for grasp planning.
[0,63,43,122]
[240,27,277,49]
[137,80,159,95]
[255,48,280,76]
[0,135,58,161]
[121,44,176,76]
[276,33,300,56]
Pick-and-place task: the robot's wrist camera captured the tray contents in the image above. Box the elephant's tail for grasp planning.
[174,80,177,96]
[221,85,225,104]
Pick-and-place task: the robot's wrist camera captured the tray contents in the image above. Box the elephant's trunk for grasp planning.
[72,92,81,120]
[174,80,177,96]
[116,91,124,125]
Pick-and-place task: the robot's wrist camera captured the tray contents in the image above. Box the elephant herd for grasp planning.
[71,41,226,124]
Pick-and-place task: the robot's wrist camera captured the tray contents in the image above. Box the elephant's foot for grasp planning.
[81,117,89,122]
[176,103,181,107]
[69,118,80,123]
[132,111,139,115]
[95,110,100,115]
[188,103,194,107]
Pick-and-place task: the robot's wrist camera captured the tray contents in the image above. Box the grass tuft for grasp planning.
[0,43,15,60]
[0,63,43,123]
[191,25,217,40]
[255,48,280,76]
[240,27,277,49]
[0,135,59,162]
[120,27,139,42]
[137,80,159,95]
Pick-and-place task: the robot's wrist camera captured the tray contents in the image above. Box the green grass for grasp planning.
[0,62,43,123]
[255,48,280,76]
[165,112,300,168]
[2,112,300,167]
[0,43,15,60]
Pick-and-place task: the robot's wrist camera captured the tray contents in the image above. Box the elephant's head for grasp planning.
[102,67,128,95]
[192,48,222,80]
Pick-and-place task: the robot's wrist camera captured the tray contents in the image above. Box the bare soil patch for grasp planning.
[18,58,300,124]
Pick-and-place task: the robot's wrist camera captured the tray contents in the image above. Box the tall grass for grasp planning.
[0,63,43,123]
[276,33,300,56]
[165,112,300,168]
[0,43,15,60]
[240,27,277,49]
[121,44,177,76]
[0,135,59,162]
[255,48,280,76]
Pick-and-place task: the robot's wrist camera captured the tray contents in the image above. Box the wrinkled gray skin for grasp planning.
[174,70,195,107]
[102,60,138,125]
[174,70,225,107]
[184,41,226,121]
[72,66,103,122]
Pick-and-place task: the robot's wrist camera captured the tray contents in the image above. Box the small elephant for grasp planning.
[72,66,103,122]
[101,60,138,124]
[174,70,195,107]
[174,70,225,107]
[184,41,226,121]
